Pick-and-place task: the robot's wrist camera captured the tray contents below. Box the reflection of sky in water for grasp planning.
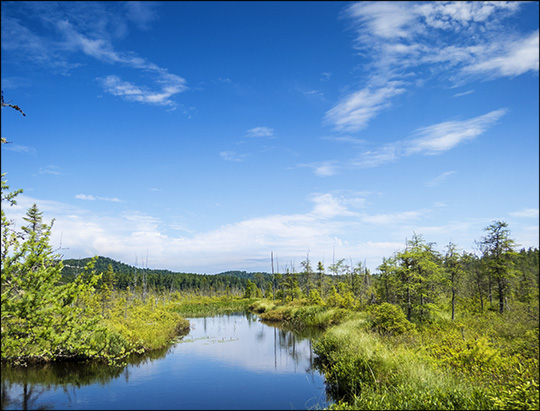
[1,314,329,410]
[175,314,316,374]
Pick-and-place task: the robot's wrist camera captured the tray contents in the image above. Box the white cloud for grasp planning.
[341,0,533,93]
[296,161,340,177]
[75,194,121,203]
[2,144,37,156]
[98,74,186,107]
[510,208,539,218]
[246,127,274,138]
[4,191,537,273]
[220,151,249,162]
[1,3,187,107]
[360,210,424,225]
[406,108,507,155]
[39,165,64,176]
[325,84,406,132]
[309,193,358,219]
[320,72,331,81]
[453,89,474,98]
[313,108,507,174]
[352,143,401,169]
[346,2,418,40]
[463,30,539,78]
[426,171,457,187]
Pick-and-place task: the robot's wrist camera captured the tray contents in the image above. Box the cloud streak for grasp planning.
[406,108,507,155]
[75,194,122,203]
[323,1,536,132]
[325,83,406,132]
[246,127,274,138]
[319,108,507,172]
[1,2,187,107]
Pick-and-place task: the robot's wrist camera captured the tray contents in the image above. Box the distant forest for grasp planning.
[61,256,271,294]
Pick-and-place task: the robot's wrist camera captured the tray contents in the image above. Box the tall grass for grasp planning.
[314,319,493,410]
[251,299,355,329]
[171,295,256,317]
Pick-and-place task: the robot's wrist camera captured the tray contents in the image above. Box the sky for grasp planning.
[1,1,538,274]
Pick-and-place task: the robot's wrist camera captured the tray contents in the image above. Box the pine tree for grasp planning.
[481,221,517,314]
[444,242,464,320]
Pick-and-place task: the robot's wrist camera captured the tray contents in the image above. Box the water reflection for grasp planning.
[1,312,329,410]
[1,347,172,410]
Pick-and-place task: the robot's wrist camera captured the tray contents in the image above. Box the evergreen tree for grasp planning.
[1,200,108,363]
[480,221,517,314]
[21,203,48,239]
[444,242,464,320]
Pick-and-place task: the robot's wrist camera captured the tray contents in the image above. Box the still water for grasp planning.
[1,313,330,410]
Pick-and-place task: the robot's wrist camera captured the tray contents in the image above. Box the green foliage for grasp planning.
[367,302,415,335]
[308,289,324,305]
[314,320,492,410]
[1,200,113,364]
[171,295,254,317]
[243,279,259,298]
[256,299,350,329]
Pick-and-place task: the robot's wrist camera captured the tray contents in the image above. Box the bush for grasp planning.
[368,303,415,335]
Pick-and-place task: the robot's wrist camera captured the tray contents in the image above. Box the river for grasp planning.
[1,312,330,410]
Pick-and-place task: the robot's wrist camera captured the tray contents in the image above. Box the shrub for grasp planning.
[368,302,415,335]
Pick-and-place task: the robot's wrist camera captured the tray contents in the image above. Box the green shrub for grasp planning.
[314,320,492,409]
[368,302,415,335]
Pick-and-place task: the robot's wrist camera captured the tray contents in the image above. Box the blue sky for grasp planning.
[2,1,538,274]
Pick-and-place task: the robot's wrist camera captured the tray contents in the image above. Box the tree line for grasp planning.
[243,226,538,324]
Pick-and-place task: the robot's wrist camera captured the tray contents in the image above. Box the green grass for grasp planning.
[314,319,492,410]
[248,299,539,410]
[171,295,256,317]
[252,298,357,329]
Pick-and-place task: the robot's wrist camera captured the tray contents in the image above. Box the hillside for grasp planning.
[60,256,273,291]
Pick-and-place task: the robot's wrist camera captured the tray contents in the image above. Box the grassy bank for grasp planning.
[247,299,539,410]
[249,298,353,329]
[171,295,257,317]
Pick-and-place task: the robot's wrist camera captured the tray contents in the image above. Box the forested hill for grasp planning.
[217,270,272,279]
[62,256,197,277]
[60,256,271,291]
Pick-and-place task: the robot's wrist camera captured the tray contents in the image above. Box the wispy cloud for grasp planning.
[426,171,457,187]
[510,208,539,218]
[453,89,474,98]
[75,194,121,203]
[406,108,507,155]
[314,108,507,173]
[246,127,274,138]
[322,135,366,146]
[97,74,186,107]
[325,83,406,132]
[297,161,340,177]
[39,165,65,176]
[320,72,331,81]
[1,2,187,107]
[2,144,37,156]
[462,30,539,78]
[220,151,249,162]
[360,210,424,225]
[328,1,535,134]
[123,1,158,31]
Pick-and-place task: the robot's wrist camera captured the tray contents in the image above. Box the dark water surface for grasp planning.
[1,313,330,410]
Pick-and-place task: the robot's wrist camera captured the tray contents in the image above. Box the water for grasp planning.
[1,313,330,410]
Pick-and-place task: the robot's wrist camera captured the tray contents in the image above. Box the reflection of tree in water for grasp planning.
[0,345,172,410]
[262,321,323,375]
[1,380,51,411]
